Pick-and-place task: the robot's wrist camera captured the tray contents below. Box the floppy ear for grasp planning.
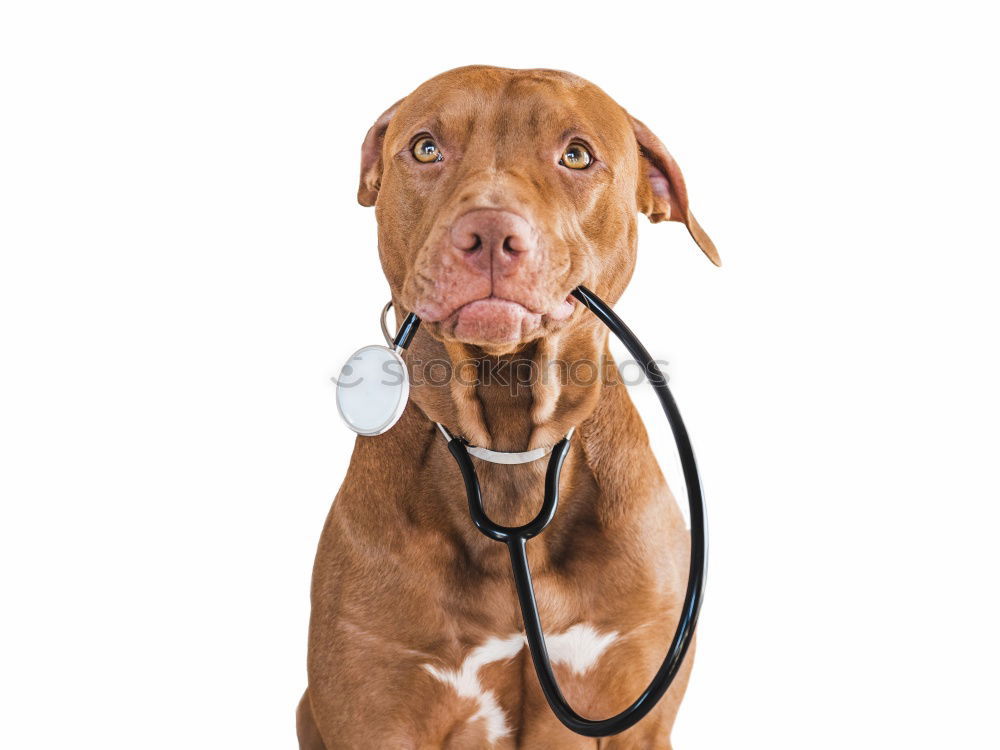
[358,99,403,207]
[630,115,720,266]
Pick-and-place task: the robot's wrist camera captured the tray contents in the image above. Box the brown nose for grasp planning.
[449,209,537,276]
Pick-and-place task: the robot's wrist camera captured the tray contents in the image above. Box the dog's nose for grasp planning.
[449,209,537,275]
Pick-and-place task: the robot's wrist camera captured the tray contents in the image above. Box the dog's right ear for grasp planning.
[358,99,403,207]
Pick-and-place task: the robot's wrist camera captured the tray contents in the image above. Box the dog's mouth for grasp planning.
[418,294,576,348]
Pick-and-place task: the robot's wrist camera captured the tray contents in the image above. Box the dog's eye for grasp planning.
[412,136,443,164]
[559,142,592,170]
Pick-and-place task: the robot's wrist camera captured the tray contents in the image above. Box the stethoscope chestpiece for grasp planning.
[335,344,409,436]
[335,303,421,436]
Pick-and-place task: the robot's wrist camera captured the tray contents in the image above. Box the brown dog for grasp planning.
[299,65,718,749]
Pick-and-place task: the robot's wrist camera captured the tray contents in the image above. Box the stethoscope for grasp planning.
[335,286,707,738]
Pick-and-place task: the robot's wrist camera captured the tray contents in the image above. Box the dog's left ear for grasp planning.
[358,99,403,207]
[630,115,720,266]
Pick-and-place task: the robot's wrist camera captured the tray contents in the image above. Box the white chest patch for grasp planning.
[542,623,621,676]
[422,623,619,743]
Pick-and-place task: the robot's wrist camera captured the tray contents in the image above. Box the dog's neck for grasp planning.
[354,304,659,567]
[404,313,610,452]
[390,315,616,555]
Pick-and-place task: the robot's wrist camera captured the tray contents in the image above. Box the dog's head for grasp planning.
[360,65,718,355]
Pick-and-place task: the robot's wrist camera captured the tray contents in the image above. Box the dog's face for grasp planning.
[359,66,717,354]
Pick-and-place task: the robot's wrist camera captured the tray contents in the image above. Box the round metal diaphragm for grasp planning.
[335,345,409,436]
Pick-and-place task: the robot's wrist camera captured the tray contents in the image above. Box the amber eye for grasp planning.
[412,136,443,163]
[560,142,592,170]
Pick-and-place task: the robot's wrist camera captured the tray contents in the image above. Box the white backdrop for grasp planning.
[2,1,998,748]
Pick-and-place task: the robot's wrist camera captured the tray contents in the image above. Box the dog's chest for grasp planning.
[421,623,619,747]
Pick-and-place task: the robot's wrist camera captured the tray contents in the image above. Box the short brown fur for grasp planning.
[301,65,717,749]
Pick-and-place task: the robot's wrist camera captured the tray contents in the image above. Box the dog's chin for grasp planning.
[436,297,574,352]
[451,299,541,349]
